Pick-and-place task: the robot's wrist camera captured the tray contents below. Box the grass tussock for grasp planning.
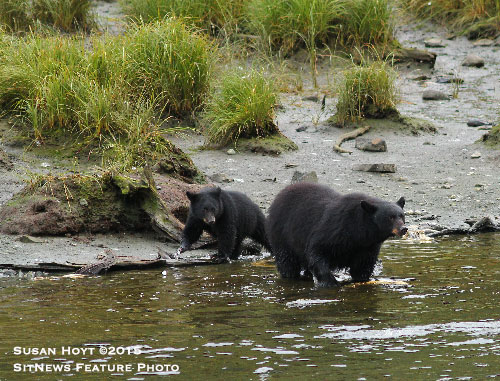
[204,68,279,146]
[245,0,394,52]
[405,0,500,37]
[334,59,398,125]
[0,0,95,32]
[120,0,248,35]
[123,20,214,117]
[0,18,213,170]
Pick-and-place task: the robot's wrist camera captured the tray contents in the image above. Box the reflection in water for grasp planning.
[0,233,499,379]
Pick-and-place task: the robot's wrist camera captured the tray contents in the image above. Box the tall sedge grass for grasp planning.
[0,0,94,32]
[334,59,398,125]
[342,0,393,47]
[0,19,213,169]
[204,69,279,145]
[404,0,500,37]
[122,20,214,117]
[120,0,248,35]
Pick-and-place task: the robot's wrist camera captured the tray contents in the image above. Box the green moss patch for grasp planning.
[235,132,298,156]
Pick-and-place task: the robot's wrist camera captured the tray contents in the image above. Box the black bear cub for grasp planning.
[179,187,269,261]
[266,182,407,287]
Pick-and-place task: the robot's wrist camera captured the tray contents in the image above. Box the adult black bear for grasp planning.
[179,187,269,261]
[266,182,407,287]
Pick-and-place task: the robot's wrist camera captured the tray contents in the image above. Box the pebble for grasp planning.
[467,120,489,127]
[472,38,494,47]
[422,90,449,101]
[227,149,236,155]
[17,235,46,243]
[291,171,318,184]
[435,76,463,84]
[296,126,308,132]
[352,164,396,173]
[424,38,445,48]
[355,137,387,152]
[210,173,233,183]
[462,54,485,68]
[471,152,481,159]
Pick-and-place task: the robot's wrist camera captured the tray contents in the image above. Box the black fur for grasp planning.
[266,182,407,287]
[180,187,270,260]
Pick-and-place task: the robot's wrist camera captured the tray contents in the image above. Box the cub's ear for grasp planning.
[186,191,197,202]
[360,200,377,214]
[396,197,405,209]
[214,187,222,197]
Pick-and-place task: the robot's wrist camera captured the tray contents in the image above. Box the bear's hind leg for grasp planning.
[308,254,339,287]
[349,254,377,282]
[275,248,301,279]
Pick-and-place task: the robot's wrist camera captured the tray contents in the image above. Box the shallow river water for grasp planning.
[1,233,499,380]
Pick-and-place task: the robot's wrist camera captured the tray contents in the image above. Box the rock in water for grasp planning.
[291,171,318,184]
[462,54,485,68]
[355,137,387,152]
[352,164,396,173]
[422,90,449,101]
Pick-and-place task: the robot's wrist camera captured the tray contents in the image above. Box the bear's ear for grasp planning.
[186,191,197,202]
[396,197,405,209]
[360,200,377,214]
[214,187,222,197]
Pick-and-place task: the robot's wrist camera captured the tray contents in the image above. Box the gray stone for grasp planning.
[210,173,233,183]
[472,38,494,47]
[424,38,445,48]
[355,137,387,152]
[296,126,308,132]
[422,90,449,101]
[411,74,431,81]
[352,164,396,173]
[226,148,236,155]
[435,76,463,84]
[462,54,485,68]
[79,198,88,207]
[302,95,319,102]
[467,120,489,127]
[17,235,46,243]
[471,151,481,159]
[291,171,318,184]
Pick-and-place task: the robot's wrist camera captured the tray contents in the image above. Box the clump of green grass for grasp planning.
[122,20,214,117]
[204,68,279,146]
[0,0,95,32]
[120,0,247,36]
[245,0,343,54]
[334,59,398,125]
[0,19,213,171]
[404,0,500,37]
[342,0,393,47]
[0,1,32,32]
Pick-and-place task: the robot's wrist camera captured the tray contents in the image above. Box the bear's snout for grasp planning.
[392,226,408,237]
[203,215,216,225]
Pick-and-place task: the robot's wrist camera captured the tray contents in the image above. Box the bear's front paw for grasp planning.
[210,253,228,264]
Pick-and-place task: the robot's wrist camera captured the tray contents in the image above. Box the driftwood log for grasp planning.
[333,125,371,154]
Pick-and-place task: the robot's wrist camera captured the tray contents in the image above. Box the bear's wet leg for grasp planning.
[308,255,338,287]
[274,248,301,278]
[214,224,236,262]
[349,255,377,282]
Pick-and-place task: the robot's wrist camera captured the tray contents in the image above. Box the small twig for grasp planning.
[333,125,371,154]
